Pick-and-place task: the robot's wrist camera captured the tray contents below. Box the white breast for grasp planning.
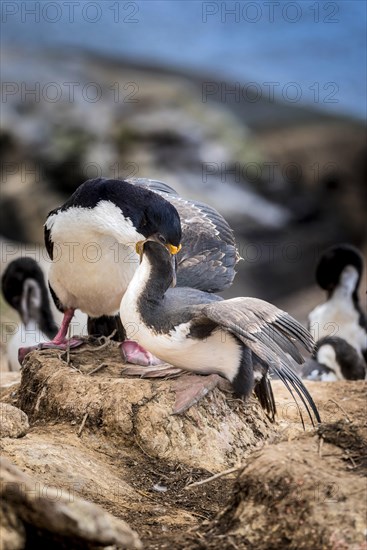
[120,259,241,381]
[46,202,143,317]
[316,344,343,380]
[308,296,366,356]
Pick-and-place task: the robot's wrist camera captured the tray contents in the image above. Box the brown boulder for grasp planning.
[0,457,142,549]
[0,403,29,438]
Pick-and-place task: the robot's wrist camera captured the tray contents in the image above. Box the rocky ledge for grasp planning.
[1,341,366,549]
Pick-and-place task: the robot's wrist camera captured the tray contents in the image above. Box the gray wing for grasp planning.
[165,287,223,307]
[127,178,240,292]
[152,287,223,333]
[200,297,320,425]
[127,178,179,197]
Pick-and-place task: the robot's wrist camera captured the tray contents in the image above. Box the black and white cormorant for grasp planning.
[307,244,367,377]
[301,336,366,381]
[2,258,58,371]
[119,238,321,425]
[302,244,367,380]
[22,177,239,365]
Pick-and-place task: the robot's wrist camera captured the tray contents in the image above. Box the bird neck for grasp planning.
[126,252,173,309]
[21,279,58,339]
[330,265,359,305]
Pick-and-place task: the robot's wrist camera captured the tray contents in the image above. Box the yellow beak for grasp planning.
[135,241,144,257]
[135,241,182,259]
[167,244,182,255]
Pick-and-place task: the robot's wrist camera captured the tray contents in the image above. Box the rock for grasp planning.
[0,457,142,549]
[17,342,274,472]
[0,421,213,543]
[1,338,366,549]
[177,381,367,550]
[203,426,367,549]
[0,341,276,548]
[0,403,29,438]
[1,48,264,233]
[1,502,25,550]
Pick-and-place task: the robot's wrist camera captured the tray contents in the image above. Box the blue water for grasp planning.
[2,0,366,119]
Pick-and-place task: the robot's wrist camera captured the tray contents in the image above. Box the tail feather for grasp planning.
[251,351,320,427]
[254,375,276,421]
[274,315,314,352]
[282,363,321,423]
[256,325,304,365]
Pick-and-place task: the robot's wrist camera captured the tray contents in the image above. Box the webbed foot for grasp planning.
[172,373,226,414]
[120,340,163,366]
[18,338,84,365]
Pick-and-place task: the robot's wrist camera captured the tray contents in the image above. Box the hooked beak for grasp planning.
[135,240,182,263]
[166,244,182,255]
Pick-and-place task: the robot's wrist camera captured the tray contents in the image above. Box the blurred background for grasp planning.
[1,0,366,364]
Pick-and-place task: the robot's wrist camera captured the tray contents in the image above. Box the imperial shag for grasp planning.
[306,244,366,380]
[2,258,58,370]
[119,238,320,425]
[19,177,239,365]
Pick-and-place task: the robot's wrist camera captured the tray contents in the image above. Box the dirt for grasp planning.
[1,340,366,549]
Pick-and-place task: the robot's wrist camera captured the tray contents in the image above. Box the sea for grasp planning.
[1,0,366,120]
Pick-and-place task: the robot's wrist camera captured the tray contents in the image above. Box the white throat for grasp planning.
[334,265,359,299]
[120,255,152,321]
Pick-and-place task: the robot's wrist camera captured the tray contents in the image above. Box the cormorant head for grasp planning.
[63,177,183,250]
[315,244,363,297]
[2,258,45,313]
[137,197,182,251]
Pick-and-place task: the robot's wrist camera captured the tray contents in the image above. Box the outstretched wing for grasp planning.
[201,297,320,426]
[127,178,240,292]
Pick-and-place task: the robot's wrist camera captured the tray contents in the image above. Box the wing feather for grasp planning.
[201,297,320,425]
[128,178,240,292]
[127,178,179,197]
